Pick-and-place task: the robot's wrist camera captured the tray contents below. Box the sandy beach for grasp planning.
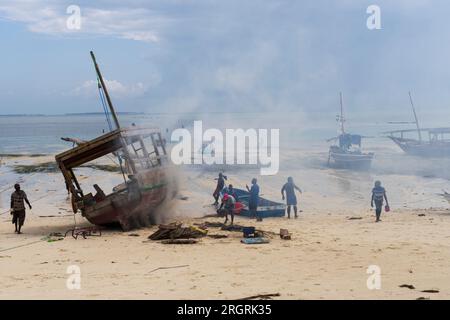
[1,153,450,300]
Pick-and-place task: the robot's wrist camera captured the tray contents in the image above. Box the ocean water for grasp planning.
[0,112,428,154]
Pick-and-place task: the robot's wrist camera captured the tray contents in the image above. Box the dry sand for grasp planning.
[1,154,450,299]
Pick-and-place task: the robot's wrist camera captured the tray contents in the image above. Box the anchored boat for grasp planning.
[385,92,450,157]
[55,52,175,230]
[327,93,374,169]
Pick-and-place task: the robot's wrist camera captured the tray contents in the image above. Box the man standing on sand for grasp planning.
[371,180,389,223]
[213,173,226,205]
[10,183,32,234]
[246,178,261,221]
[281,177,302,219]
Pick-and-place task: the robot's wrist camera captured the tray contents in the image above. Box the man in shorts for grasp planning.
[10,183,32,234]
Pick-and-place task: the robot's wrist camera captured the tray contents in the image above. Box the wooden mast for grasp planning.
[408,91,422,142]
[339,92,345,134]
[90,51,121,130]
[89,51,136,174]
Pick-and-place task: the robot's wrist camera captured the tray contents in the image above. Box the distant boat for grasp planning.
[385,92,450,157]
[327,93,374,169]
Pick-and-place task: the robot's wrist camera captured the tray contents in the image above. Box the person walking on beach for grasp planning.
[213,173,226,205]
[222,193,236,225]
[371,180,389,222]
[281,177,302,219]
[10,183,32,234]
[246,178,261,221]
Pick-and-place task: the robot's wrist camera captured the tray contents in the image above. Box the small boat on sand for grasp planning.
[327,93,374,169]
[221,188,286,218]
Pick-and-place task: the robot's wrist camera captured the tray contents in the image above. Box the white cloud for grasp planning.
[72,78,155,98]
[0,2,170,42]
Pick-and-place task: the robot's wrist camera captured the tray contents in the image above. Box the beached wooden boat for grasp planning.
[385,92,450,157]
[55,52,174,230]
[221,188,286,218]
[440,191,450,205]
[327,93,374,169]
[386,128,450,157]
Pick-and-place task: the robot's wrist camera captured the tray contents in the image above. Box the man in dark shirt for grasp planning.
[371,180,389,222]
[246,178,260,221]
[10,183,32,234]
[213,173,226,205]
[281,177,302,219]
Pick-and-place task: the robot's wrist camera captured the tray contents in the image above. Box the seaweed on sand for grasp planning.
[12,162,120,174]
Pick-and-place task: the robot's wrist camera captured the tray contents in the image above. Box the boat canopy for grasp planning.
[339,134,362,149]
[55,125,166,200]
[55,126,164,170]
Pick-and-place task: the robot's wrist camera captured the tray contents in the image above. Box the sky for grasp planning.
[0,0,449,124]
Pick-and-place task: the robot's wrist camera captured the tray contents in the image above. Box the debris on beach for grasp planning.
[161,239,198,245]
[399,284,416,290]
[42,233,65,242]
[148,223,207,240]
[237,293,280,300]
[348,216,363,220]
[421,289,439,293]
[280,228,292,240]
[207,234,228,239]
[241,237,270,245]
[196,221,277,238]
[65,227,102,240]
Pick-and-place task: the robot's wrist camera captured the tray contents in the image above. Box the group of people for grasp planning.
[213,173,390,225]
[213,173,304,225]
[6,175,389,234]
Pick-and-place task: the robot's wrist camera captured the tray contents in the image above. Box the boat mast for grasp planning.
[339,92,345,134]
[408,91,422,142]
[90,51,121,130]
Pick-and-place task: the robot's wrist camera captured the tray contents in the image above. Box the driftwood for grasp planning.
[237,293,280,300]
[161,239,198,244]
[148,223,207,240]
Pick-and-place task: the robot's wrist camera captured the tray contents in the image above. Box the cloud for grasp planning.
[72,78,157,98]
[0,1,170,42]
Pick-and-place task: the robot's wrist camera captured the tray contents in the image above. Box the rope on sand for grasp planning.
[0,240,42,253]
[148,265,190,274]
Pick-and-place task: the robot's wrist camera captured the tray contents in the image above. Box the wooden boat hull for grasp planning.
[81,167,173,230]
[389,136,450,157]
[328,149,374,170]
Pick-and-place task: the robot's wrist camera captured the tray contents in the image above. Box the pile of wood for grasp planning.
[148,223,207,240]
